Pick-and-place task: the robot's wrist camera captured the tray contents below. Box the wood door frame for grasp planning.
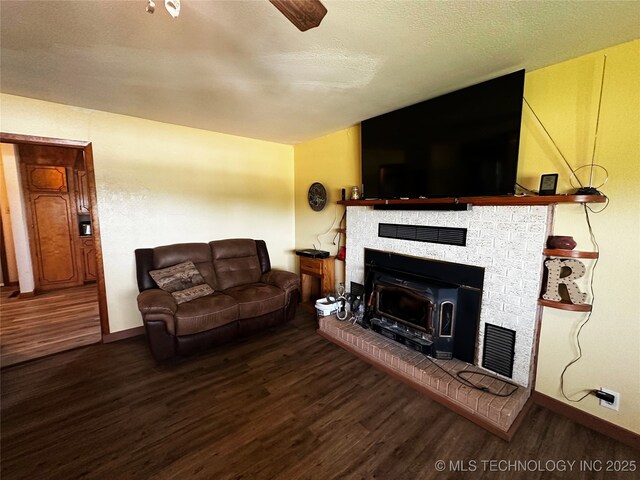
[0,133,110,335]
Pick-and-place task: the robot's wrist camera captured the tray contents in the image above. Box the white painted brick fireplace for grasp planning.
[345,205,553,387]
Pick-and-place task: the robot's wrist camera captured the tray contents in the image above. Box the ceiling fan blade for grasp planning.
[269,0,327,31]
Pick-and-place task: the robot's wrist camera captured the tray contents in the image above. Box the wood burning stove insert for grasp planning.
[364,249,484,364]
[371,275,459,359]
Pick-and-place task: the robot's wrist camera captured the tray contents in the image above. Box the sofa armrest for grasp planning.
[261,269,300,303]
[137,289,178,336]
[137,289,178,315]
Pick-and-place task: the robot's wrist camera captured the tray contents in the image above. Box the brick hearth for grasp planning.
[318,315,531,440]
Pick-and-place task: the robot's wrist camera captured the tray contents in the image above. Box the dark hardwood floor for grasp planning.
[1,306,637,479]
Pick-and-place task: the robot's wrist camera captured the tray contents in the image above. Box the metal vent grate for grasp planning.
[482,323,516,378]
[378,223,467,246]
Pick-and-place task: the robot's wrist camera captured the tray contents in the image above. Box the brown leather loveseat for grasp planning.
[135,239,300,361]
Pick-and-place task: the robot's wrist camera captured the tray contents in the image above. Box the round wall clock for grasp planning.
[308,182,327,211]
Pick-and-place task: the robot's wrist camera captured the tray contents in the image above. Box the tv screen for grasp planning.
[361,70,525,199]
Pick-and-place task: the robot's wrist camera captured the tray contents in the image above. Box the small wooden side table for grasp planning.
[299,256,335,303]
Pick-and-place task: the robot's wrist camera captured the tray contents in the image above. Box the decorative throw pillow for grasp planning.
[149,261,214,304]
[171,283,214,305]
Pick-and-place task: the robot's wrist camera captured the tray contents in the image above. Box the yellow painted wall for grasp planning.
[293,40,639,433]
[519,40,640,433]
[293,126,360,288]
[0,94,295,333]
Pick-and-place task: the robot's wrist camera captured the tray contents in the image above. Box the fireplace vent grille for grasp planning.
[482,323,516,378]
[378,223,467,246]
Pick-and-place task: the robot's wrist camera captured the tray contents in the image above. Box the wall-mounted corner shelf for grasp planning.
[537,299,592,312]
[542,249,599,259]
[539,249,598,312]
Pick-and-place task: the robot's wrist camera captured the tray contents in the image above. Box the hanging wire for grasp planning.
[558,203,601,402]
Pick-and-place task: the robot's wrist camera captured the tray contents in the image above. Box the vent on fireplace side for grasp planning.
[482,323,516,378]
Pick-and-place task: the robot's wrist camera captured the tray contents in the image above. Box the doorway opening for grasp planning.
[0,133,109,367]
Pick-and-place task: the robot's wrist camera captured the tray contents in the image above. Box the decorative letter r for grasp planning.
[543,258,588,304]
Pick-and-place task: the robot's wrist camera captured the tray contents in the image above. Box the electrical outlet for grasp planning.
[599,387,620,411]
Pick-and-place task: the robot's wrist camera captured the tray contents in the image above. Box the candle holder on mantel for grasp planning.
[546,236,577,250]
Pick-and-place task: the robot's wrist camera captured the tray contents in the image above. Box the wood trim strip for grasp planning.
[529,306,545,391]
[83,144,110,335]
[102,326,145,343]
[532,391,640,451]
[0,132,90,148]
[338,194,606,207]
[317,328,530,441]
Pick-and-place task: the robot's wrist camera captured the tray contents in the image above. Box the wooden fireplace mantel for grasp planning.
[338,194,606,207]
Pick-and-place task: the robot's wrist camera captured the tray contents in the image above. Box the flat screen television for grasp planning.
[361,70,525,199]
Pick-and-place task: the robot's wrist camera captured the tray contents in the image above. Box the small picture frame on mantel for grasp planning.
[539,173,559,196]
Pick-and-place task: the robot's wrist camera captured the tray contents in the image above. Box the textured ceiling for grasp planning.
[1,0,639,144]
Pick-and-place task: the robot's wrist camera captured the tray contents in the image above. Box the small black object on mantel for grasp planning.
[538,173,559,196]
[575,186,603,195]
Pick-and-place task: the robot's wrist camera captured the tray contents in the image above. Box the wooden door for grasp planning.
[22,165,83,291]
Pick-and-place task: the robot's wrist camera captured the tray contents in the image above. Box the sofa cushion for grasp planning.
[210,239,262,290]
[174,293,239,336]
[223,283,285,318]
